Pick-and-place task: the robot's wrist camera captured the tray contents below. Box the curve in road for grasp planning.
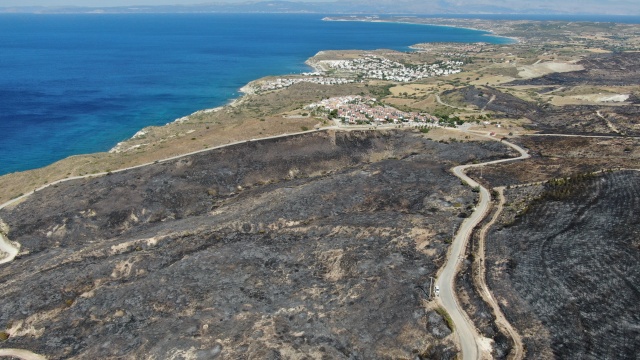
[437,134,530,360]
[0,127,526,360]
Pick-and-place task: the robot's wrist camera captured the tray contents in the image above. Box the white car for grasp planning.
[435,285,440,296]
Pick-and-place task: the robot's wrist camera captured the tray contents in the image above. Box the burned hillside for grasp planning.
[0,130,513,359]
[507,52,640,87]
[485,171,640,359]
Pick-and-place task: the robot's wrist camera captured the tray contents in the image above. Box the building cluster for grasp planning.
[413,42,487,56]
[247,54,467,94]
[325,55,464,82]
[307,95,439,125]
[255,76,356,92]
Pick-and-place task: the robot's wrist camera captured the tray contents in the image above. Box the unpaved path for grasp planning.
[437,134,530,360]
[0,348,47,360]
[0,129,324,212]
[435,94,478,111]
[1,126,526,360]
[596,110,620,134]
[481,95,496,112]
[525,133,639,140]
[0,129,334,360]
[0,232,19,265]
[475,187,524,360]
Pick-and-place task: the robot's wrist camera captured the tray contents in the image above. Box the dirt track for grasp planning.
[438,134,529,360]
[485,171,640,359]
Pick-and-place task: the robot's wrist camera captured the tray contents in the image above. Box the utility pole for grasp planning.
[429,276,434,299]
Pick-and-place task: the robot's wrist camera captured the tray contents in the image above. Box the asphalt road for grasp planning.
[437,135,530,360]
[0,128,529,360]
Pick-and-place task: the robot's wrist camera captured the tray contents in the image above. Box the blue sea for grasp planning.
[0,14,515,175]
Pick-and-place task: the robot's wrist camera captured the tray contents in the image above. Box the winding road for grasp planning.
[0,126,530,360]
[437,134,530,360]
[435,94,478,111]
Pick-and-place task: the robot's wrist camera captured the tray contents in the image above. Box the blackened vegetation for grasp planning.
[466,136,640,189]
[457,204,514,360]
[539,172,598,201]
[444,85,640,136]
[530,105,640,136]
[443,86,544,119]
[599,106,640,135]
[486,171,640,359]
[445,53,640,136]
[0,130,511,359]
[507,52,640,87]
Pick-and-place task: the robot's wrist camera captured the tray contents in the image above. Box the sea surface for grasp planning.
[0,13,515,175]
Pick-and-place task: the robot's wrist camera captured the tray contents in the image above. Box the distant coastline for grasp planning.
[323,16,491,35]
[159,16,520,137]
[322,16,520,43]
[112,17,508,148]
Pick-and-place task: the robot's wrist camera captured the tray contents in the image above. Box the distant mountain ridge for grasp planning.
[1,0,638,15]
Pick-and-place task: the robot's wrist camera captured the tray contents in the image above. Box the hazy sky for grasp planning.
[0,0,638,15]
[0,0,335,5]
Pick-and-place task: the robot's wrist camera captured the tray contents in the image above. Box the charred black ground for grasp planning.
[485,171,640,359]
[0,130,512,359]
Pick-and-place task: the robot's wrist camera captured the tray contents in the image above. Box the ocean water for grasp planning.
[0,14,512,175]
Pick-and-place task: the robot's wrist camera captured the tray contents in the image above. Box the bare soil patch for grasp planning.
[517,62,584,79]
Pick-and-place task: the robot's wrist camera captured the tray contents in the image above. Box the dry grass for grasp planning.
[517,62,584,79]
[0,79,412,204]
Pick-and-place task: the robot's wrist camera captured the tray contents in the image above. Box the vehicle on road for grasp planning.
[435,285,440,296]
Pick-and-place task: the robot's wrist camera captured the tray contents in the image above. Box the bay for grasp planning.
[0,13,511,175]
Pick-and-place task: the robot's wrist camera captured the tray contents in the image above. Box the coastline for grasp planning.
[322,16,520,44]
[109,106,223,153]
[110,14,510,151]
[0,13,551,205]
[0,14,518,178]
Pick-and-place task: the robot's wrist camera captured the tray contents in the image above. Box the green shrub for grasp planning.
[435,307,455,331]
